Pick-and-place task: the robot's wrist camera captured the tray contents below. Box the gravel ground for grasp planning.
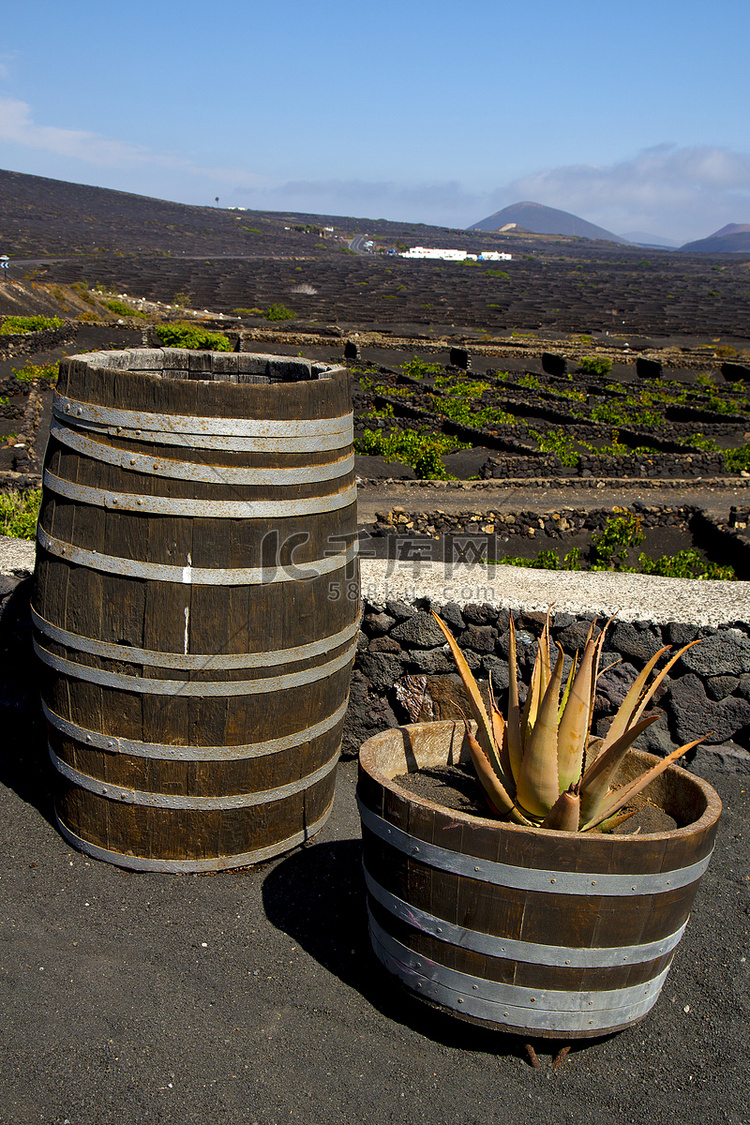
[1,536,748,1125]
[0,750,748,1125]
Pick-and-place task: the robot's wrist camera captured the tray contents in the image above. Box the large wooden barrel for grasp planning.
[32,348,359,872]
[357,721,721,1039]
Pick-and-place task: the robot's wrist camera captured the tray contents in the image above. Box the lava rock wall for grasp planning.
[344,598,750,765]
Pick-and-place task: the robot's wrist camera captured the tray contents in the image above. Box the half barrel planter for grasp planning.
[32,348,359,872]
[357,721,721,1039]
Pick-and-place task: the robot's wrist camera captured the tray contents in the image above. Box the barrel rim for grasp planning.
[358,720,723,846]
[60,349,346,385]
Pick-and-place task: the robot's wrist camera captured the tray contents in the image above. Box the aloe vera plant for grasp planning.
[432,610,705,832]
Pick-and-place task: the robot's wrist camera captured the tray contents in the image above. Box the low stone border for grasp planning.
[357,475,750,490]
[362,503,750,576]
[0,323,77,359]
[481,451,727,479]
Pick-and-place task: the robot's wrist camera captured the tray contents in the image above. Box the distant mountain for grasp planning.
[470,201,628,244]
[680,223,750,253]
[620,230,681,249]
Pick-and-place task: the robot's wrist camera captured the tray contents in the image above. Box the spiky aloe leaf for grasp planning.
[537,611,553,699]
[431,612,499,771]
[515,644,565,818]
[596,807,638,832]
[579,714,660,824]
[599,645,671,752]
[489,679,513,792]
[461,722,529,822]
[557,634,597,791]
[541,783,581,832]
[582,737,707,831]
[506,615,523,784]
[600,641,700,755]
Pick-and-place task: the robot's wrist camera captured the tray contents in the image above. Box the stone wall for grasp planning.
[0,324,77,358]
[480,450,726,479]
[343,597,750,765]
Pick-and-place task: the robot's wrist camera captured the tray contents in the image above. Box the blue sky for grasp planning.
[1,0,748,242]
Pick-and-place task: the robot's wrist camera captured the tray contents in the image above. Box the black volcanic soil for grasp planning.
[393,764,679,832]
[32,251,750,342]
[1,167,749,342]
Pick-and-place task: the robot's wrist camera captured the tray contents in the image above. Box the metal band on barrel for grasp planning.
[50,745,338,809]
[43,469,357,518]
[36,524,358,585]
[54,799,335,873]
[368,913,668,1033]
[34,637,357,696]
[48,417,355,485]
[42,697,347,761]
[363,869,688,968]
[54,393,353,439]
[52,420,351,455]
[358,799,712,897]
[31,604,359,671]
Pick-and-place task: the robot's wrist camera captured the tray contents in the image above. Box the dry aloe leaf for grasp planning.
[583,737,707,830]
[516,644,565,818]
[431,612,499,769]
[600,644,672,752]
[541,784,581,832]
[627,641,702,731]
[596,807,638,832]
[489,679,513,791]
[557,651,578,726]
[462,722,531,825]
[538,611,552,699]
[579,714,661,824]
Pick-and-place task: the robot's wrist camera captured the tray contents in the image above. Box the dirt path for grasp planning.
[356,477,750,523]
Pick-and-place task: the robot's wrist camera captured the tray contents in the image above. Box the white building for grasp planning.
[399,247,511,261]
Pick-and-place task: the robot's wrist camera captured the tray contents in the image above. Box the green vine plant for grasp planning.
[355,428,469,480]
[580,355,613,376]
[400,357,443,380]
[102,298,147,319]
[0,315,62,334]
[494,510,736,579]
[590,509,644,568]
[12,362,59,382]
[532,427,580,467]
[153,323,231,350]
[0,489,42,539]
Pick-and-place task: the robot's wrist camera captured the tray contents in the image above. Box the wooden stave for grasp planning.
[33,351,358,868]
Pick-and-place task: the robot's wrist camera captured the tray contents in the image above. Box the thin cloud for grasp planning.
[496,146,750,241]
[1,102,746,241]
[237,177,484,224]
[0,96,154,166]
[236,148,750,239]
[0,96,266,186]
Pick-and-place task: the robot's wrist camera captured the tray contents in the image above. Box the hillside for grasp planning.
[681,223,750,253]
[1,169,749,342]
[470,201,628,243]
[0,168,534,261]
